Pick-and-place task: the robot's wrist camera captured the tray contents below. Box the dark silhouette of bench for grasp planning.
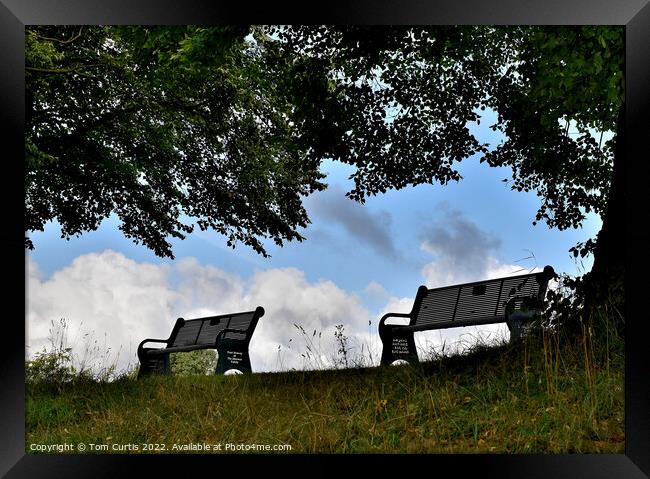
[137,306,264,377]
[378,266,556,365]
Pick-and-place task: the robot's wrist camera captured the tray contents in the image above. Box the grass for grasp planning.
[26,310,624,454]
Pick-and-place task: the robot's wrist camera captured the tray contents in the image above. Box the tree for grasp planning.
[272,25,624,308]
[169,349,218,376]
[27,26,624,309]
[26,26,326,259]
[483,27,625,309]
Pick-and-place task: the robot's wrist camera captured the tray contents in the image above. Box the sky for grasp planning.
[25,109,602,375]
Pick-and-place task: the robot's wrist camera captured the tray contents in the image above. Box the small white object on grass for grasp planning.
[224,369,243,375]
[391,359,410,366]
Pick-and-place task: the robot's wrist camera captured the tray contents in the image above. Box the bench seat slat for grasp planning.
[416,287,461,325]
[227,313,255,330]
[196,318,228,345]
[495,276,541,315]
[454,282,503,321]
[169,311,259,347]
[223,312,256,340]
[171,321,203,347]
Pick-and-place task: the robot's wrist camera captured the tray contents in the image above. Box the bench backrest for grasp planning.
[410,266,555,328]
[168,307,264,348]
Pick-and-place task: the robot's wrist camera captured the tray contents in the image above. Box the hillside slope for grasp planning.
[26,328,623,454]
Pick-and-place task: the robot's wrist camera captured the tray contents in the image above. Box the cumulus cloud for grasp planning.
[404,205,550,353]
[419,206,539,287]
[26,251,378,374]
[306,185,398,259]
[245,267,375,370]
[26,233,545,377]
[27,251,179,371]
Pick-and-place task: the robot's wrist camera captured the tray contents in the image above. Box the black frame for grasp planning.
[3,0,648,476]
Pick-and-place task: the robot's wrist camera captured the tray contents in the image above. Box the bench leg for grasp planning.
[215,340,252,374]
[506,311,539,340]
[137,351,171,378]
[379,327,418,366]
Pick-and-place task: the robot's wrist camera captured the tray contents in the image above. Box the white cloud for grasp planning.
[26,251,378,374]
[26,246,543,377]
[415,206,549,355]
[245,267,374,371]
[27,251,180,373]
[364,281,389,300]
[422,255,541,288]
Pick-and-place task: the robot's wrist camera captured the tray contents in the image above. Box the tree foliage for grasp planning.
[26,26,326,258]
[274,25,625,307]
[169,349,218,376]
[273,26,623,235]
[26,26,624,300]
[483,26,623,233]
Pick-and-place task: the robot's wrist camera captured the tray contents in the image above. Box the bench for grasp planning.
[378,266,556,365]
[137,306,264,377]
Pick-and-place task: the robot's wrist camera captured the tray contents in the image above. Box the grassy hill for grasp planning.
[26,318,624,454]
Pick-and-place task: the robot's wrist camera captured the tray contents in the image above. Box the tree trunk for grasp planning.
[583,102,625,315]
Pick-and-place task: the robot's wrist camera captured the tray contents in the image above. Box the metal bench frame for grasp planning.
[378,266,556,365]
[137,306,264,377]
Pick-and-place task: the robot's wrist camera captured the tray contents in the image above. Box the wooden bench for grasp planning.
[137,306,264,377]
[378,266,556,365]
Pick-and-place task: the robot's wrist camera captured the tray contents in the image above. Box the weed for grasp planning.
[26,318,76,390]
[334,324,350,369]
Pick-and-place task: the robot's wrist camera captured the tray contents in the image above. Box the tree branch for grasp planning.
[33,27,85,45]
[46,105,140,153]
[26,64,103,74]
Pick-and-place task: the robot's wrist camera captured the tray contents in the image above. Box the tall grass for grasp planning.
[26,301,624,453]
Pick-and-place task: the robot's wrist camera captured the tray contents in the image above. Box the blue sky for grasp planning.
[28,110,599,295]
[26,109,602,372]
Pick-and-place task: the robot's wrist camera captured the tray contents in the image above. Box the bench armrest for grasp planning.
[378,312,411,328]
[137,338,169,352]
